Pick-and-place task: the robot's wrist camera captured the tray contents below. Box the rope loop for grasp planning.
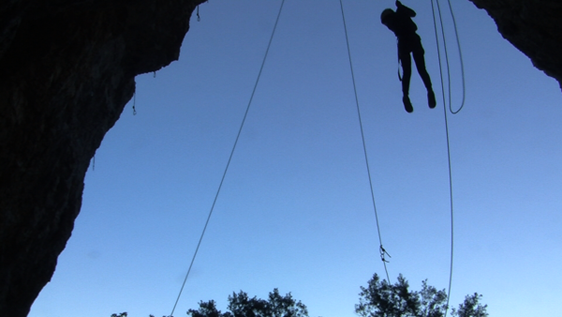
[431,0,466,115]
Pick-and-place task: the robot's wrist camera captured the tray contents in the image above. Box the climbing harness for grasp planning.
[169,1,286,316]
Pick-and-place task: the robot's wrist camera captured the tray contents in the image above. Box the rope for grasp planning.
[169,1,285,315]
[430,1,457,316]
[132,92,137,115]
[339,0,390,283]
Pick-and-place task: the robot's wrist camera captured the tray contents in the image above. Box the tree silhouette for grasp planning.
[187,288,308,317]
[111,313,161,317]
[451,293,488,317]
[356,273,488,317]
[111,276,486,317]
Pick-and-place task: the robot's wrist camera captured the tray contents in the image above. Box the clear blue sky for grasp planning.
[29,1,562,317]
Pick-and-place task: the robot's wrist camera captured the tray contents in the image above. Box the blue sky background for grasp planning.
[30,1,562,317]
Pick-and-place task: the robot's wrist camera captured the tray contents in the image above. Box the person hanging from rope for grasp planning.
[381,1,436,113]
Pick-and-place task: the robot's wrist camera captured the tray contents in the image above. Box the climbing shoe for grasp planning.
[403,96,413,113]
[428,90,436,109]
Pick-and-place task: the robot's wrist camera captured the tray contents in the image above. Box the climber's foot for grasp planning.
[403,96,413,113]
[428,91,436,109]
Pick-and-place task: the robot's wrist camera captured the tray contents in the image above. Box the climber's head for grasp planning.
[380,8,395,25]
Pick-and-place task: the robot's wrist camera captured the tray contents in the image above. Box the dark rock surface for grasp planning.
[0,0,560,316]
[0,1,205,316]
[469,0,562,88]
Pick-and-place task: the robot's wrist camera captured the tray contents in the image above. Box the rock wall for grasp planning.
[469,0,562,88]
[0,1,205,316]
[0,1,560,316]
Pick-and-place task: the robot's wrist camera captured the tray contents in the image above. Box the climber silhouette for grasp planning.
[381,1,436,113]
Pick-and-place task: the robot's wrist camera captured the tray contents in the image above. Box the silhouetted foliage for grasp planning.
[187,300,225,317]
[110,312,162,317]
[356,273,488,317]
[187,288,308,317]
[111,276,486,317]
[451,293,488,317]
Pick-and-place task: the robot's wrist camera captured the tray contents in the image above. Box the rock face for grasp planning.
[0,1,205,316]
[0,1,560,316]
[469,0,562,88]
